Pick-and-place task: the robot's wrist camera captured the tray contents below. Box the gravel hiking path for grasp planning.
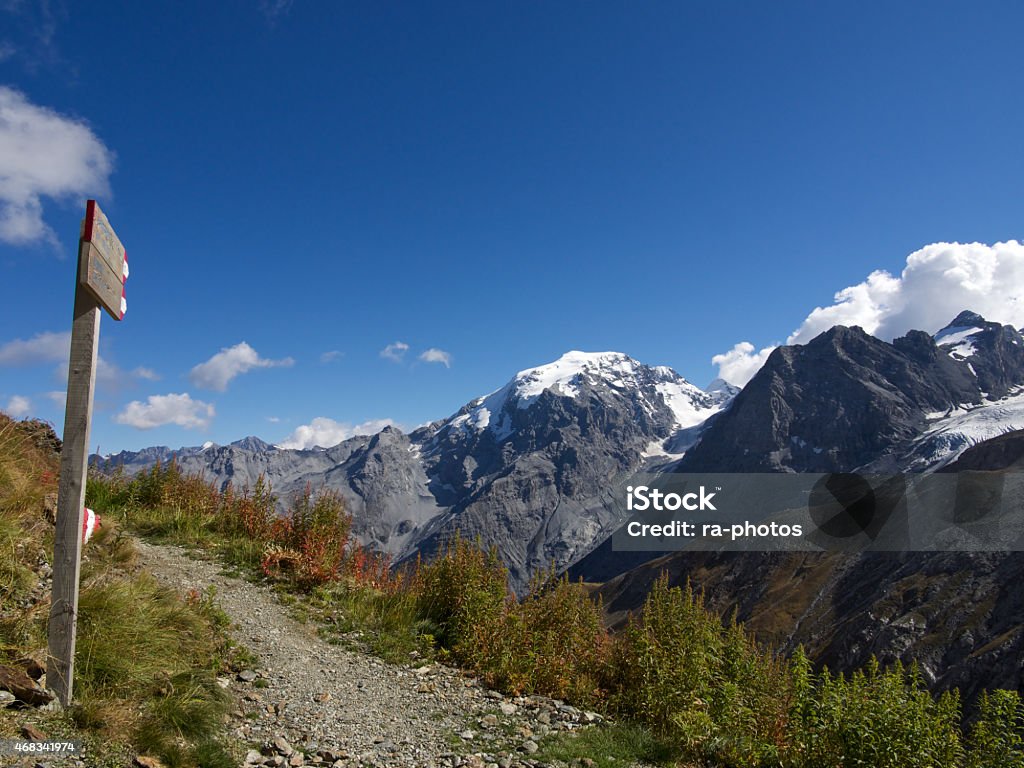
[135,539,612,768]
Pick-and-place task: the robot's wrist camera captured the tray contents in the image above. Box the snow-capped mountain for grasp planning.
[102,315,1024,585]
[100,351,730,591]
[570,313,1024,707]
[401,352,728,585]
[433,351,725,456]
[890,311,1024,469]
[676,312,1024,473]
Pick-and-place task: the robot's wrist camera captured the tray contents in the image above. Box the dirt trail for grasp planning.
[135,540,601,768]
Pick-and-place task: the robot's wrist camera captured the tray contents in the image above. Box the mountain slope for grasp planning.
[574,315,1024,706]
[586,429,1024,705]
[101,351,730,591]
[677,313,1024,473]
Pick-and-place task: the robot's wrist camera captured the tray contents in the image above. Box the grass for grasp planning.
[535,723,679,767]
[305,579,433,663]
[0,413,245,767]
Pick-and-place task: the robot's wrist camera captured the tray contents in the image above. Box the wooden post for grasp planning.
[47,200,125,706]
[46,274,101,705]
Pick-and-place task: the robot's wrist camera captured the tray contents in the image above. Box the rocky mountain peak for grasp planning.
[806,324,876,353]
[943,310,988,330]
[706,377,741,403]
[930,311,1024,399]
[231,436,275,453]
[438,351,727,449]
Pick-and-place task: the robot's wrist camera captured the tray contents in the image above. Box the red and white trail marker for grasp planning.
[81,508,100,544]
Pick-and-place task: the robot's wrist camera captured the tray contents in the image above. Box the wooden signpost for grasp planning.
[47,200,127,706]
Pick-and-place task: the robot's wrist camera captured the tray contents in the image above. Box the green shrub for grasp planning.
[218,474,276,540]
[507,573,609,704]
[787,657,963,768]
[610,575,724,735]
[609,574,788,765]
[457,570,611,705]
[415,533,510,658]
[966,689,1024,768]
[262,485,353,588]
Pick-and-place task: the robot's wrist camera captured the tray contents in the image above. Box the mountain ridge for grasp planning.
[99,350,728,591]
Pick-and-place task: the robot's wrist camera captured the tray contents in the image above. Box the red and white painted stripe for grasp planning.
[82,507,100,544]
[120,253,128,318]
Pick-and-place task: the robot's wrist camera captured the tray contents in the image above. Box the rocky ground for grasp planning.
[132,540,614,768]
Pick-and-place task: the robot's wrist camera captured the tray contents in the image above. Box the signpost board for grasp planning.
[79,200,128,321]
[47,200,127,706]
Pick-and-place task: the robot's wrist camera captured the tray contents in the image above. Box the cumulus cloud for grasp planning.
[711,343,775,389]
[319,350,342,364]
[95,359,141,393]
[380,341,409,363]
[788,242,1024,344]
[0,87,114,246]
[276,417,396,450]
[0,330,70,366]
[4,395,31,418]
[189,342,294,391]
[419,348,452,368]
[712,241,1024,387]
[114,393,214,430]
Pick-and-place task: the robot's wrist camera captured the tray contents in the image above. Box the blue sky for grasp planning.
[2,1,1023,452]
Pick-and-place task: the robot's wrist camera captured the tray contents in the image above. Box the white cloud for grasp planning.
[189,341,294,391]
[276,417,396,450]
[380,341,409,363]
[712,241,1024,387]
[788,242,1024,344]
[0,87,114,246]
[711,343,776,388]
[49,354,151,394]
[319,350,342,364]
[0,331,164,396]
[419,348,453,368]
[266,416,281,423]
[0,330,70,366]
[132,366,159,381]
[4,395,31,418]
[95,358,129,391]
[114,393,214,430]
